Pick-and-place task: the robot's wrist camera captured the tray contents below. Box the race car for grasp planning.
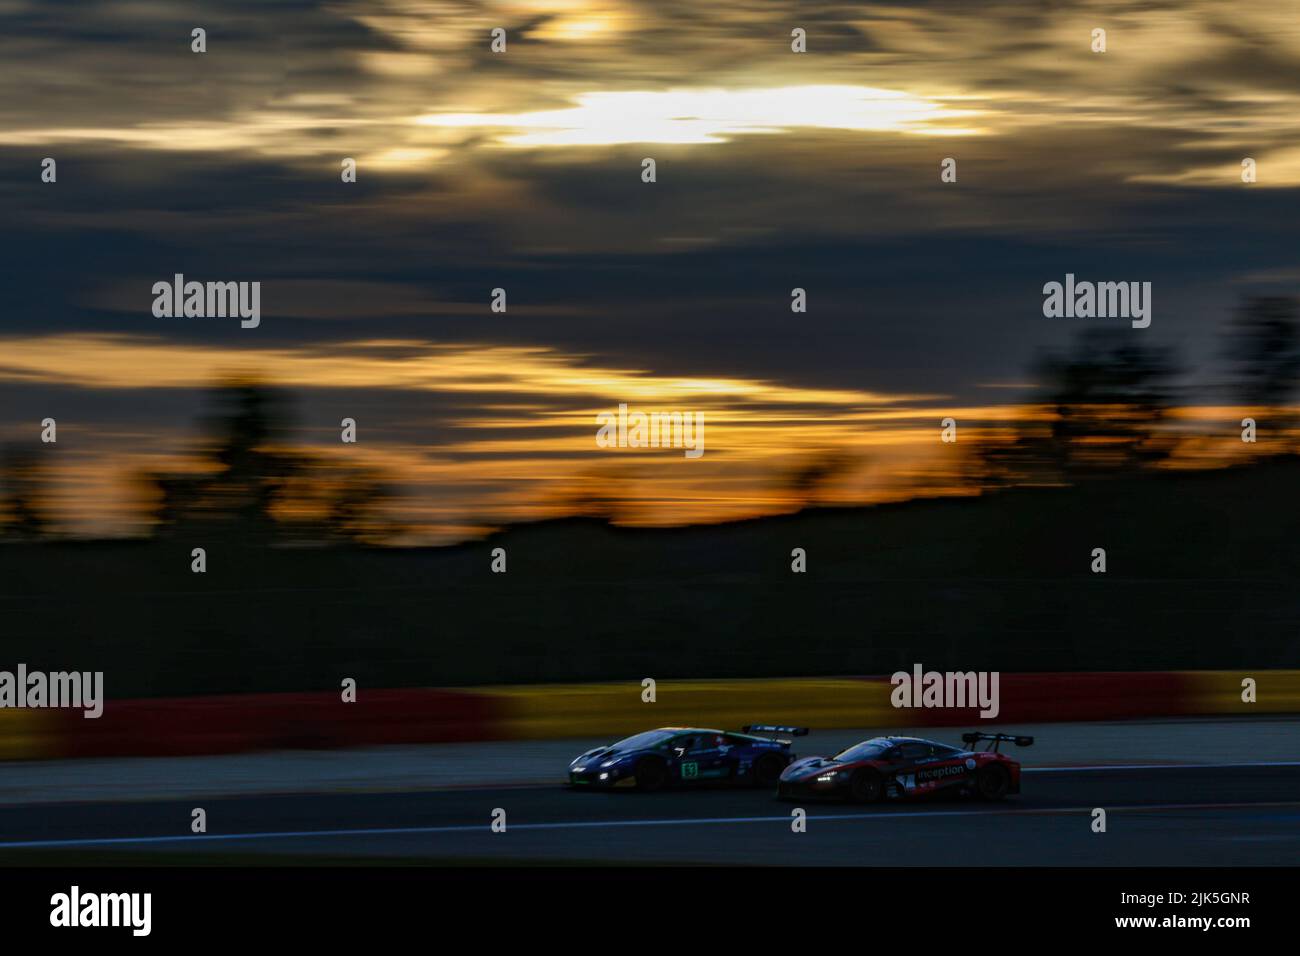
[567,725,808,791]
[777,732,1033,803]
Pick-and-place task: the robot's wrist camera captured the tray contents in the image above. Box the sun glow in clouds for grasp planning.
[416,85,985,146]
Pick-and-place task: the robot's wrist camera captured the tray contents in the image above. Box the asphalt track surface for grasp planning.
[1,763,1297,865]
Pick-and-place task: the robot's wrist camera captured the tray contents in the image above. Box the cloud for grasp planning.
[3,0,1299,536]
[415,85,986,146]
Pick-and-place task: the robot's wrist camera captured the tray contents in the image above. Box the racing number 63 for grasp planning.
[681,761,699,779]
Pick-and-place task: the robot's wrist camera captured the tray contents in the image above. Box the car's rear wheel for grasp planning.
[634,756,668,791]
[975,764,1010,801]
[848,768,884,803]
[752,753,785,788]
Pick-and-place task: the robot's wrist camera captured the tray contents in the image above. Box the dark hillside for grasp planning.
[3,458,1297,696]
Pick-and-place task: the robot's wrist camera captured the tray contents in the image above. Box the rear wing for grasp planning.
[742,724,809,738]
[962,732,1033,753]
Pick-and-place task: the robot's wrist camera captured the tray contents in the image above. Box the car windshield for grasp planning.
[832,738,893,762]
[608,730,676,752]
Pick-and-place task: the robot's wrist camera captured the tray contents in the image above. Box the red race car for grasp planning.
[777,732,1032,803]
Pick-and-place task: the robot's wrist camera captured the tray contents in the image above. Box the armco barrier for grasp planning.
[913,671,1190,725]
[0,709,58,760]
[49,688,504,759]
[0,671,1294,761]
[1177,670,1300,714]
[484,678,898,740]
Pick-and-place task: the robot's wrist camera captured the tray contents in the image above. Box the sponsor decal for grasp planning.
[916,764,966,783]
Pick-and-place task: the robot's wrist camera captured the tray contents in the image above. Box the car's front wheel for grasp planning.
[848,768,885,803]
[634,756,668,791]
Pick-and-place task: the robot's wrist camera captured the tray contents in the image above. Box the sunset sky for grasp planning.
[1,0,1297,540]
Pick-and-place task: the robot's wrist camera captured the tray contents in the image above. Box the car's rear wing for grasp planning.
[742,724,810,738]
[962,732,1033,753]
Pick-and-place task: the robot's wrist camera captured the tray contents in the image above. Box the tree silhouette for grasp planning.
[1041,330,1180,475]
[781,449,856,508]
[0,444,52,540]
[1222,296,1300,410]
[150,381,295,540]
[980,330,1180,485]
[148,380,402,545]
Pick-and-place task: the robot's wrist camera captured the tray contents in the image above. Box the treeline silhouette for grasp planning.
[1,298,1298,694]
[3,297,1298,542]
[3,456,1298,695]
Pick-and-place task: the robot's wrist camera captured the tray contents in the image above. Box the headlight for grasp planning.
[816,773,835,782]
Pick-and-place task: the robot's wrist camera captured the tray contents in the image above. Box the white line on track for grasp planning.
[1026,760,1300,772]
[3,800,1299,851]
